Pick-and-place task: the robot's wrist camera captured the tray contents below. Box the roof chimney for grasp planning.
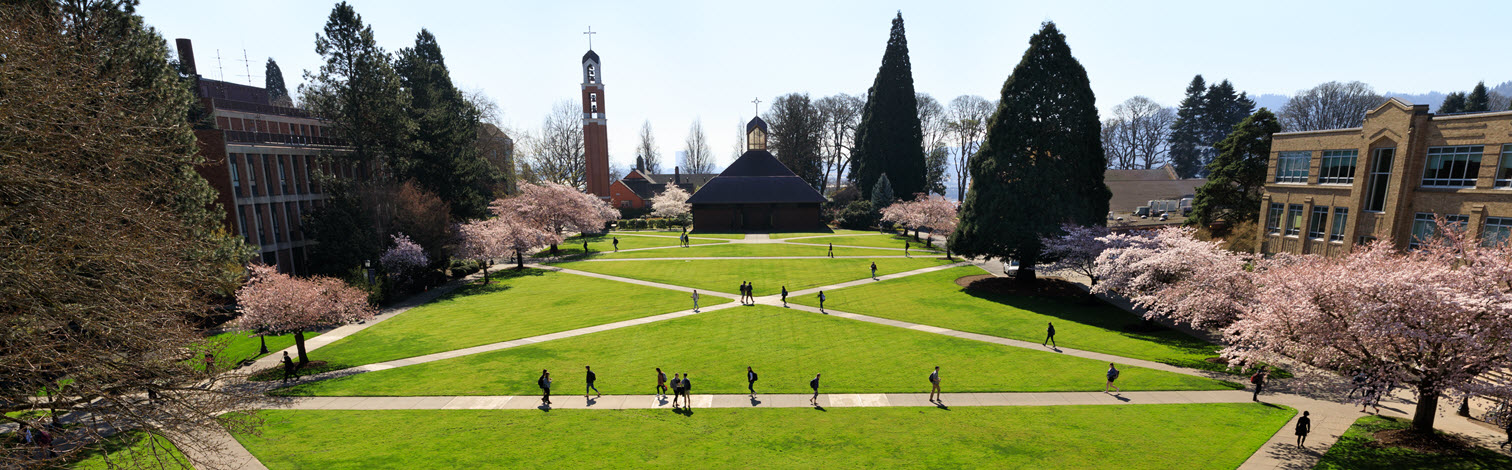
[674,166,680,185]
[175,38,197,75]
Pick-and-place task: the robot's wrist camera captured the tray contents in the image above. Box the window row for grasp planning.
[238,200,319,248]
[229,153,354,198]
[1266,203,1348,242]
[1410,213,1512,249]
[1273,145,1512,190]
[217,116,331,137]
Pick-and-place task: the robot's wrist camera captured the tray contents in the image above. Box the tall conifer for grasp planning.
[265,58,288,103]
[851,12,926,197]
[951,22,1109,281]
[1169,75,1207,179]
[1465,82,1490,112]
[396,29,497,220]
[1187,109,1281,227]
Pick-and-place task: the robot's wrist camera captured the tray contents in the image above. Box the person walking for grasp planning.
[681,373,693,406]
[928,366,942,402]
[747,366,759,396]
[738,282,748,305]
[656,368,668,397]
[583,239,589,254]
[1295,411,1312,448]
[1500,414,1512,449]
[828,242,834,258]
[818,291,826,313]
[613,237,619,251]
[538,370,552,406]
[1250,367,1268,402]
[1347,371,1368,398]
[780,286,788,307]
[870,262,878,279]
[691,290,701,312]
[1043,322,1056,348]
[281,351,296,384]
[34,425,56,458]
[905,241,910,257]
[1105,363,1121,393]
[669,373,683,407]
[585,365,600,398]
[809,373,822,405]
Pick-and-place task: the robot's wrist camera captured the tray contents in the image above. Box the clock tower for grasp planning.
[581,49,609,199]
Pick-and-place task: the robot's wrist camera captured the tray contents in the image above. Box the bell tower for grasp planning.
[581,47,610,199]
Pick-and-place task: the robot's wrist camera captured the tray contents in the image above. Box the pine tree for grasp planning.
[1169,75,1207,179]
[924,146,949,196]
[1197,80,1256,176]
[395,29,498,221]
[1465,82,1490,112]
[951,21,1110,281]
[301,1,413,175]
[265,58,288,104]
[1187,109,1282,227]
[851,12,927,198]
[871,173,895,210]
[1439,92,1466,113]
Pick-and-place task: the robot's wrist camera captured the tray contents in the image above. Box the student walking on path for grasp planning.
[809,373,822,405]
[747,282,756,303]
[585,365,600,398]
[1250,367,1268,402]
[905,242,910,257]
[681,373,693,406]
[828,243,834,258]
[1043,322,1056,348]
[583,239,589,254]
[928,366,942,402]
[1500,415,1512,449]
[613,237,619,251]
[669,374,683,407]
[1295,411,1312,448]
[281,351,296,384]
[780,286,788,307]
[691,290,701,312]
[656,368,668,397]
[538,370,553,406]
[747,366,759,396]
[1105,363,1121,393]
[870,262,878,279]
[817,291,826,313]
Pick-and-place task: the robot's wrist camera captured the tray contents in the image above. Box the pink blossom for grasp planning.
[455,213,559,275]
[880,194,958,239]
[1039,224,1112,287]
[1092,226,1256,330]
[379,233,429,275]
[235,265,376,363]
[493,182,619,238]
[650,182,691,219]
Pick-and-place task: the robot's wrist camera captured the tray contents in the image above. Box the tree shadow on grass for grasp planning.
[1312,416,1512,470]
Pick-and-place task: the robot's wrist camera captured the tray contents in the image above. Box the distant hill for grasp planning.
[1249,81,1512,112]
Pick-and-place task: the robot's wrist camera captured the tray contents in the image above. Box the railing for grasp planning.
[211,98,312,118]
[223,130,346,147]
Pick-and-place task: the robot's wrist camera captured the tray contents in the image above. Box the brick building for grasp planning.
[1258,98,1512,255]
[608,167,716,210]
[178,39,354,274]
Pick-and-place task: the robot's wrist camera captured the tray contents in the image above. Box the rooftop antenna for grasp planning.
[582,26,596,50]
[215,49,224,81]
[239,48,255,87]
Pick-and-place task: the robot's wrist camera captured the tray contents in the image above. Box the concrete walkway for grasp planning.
[262,390,1257,411]
[575,255,922,261]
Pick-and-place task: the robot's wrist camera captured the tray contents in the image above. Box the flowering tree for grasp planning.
[1092,227,1256,330]
[456,213,560,278]
[236,265,376,365]
[1039,224,1112,288]
[650,182,691,224]
[493,182,618,253]
[379,233,429,280]
[1221,223,1512,434]
[882,194,958,256]
[880,198,927,236]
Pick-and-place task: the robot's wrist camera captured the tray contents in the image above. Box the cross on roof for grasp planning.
[752,97,761,115]
[583,26,597,50]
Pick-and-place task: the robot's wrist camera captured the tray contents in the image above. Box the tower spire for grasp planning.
[583,26,597,50]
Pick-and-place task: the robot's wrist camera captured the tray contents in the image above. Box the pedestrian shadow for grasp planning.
[1112,394,1131,402]
[586,397,597,406]
[657,396,668,406]
[1259,402,1286,410]
[934,401,950,410]
[537,404,552,412]
[674,407,695,417]
[813,405,827,411]
[749,396,761,407]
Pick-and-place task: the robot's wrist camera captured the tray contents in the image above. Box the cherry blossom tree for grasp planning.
[879,198,927,236]
[456,213,560,278]
[236,265,377,365]
[1039,224,1113,289]
[881,194,958,255]
[379,233,429,280]
[650,182,692,224]
[493,182,618,253]
[1092,226,1257,330]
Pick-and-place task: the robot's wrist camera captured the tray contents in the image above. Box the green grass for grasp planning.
[787,233,942,251]
[768,229,875,239]
[277,306,1232,397]
[676,231,747,239]
[1314,415,1512,469]
[789,266,1223,370]
[534,233,725,257]
[192,330,303,371]
[309,269,730,367]
[235,404,1290,469]
[584,242,919,259]
[555,257,954,297]
[68,431,191,470]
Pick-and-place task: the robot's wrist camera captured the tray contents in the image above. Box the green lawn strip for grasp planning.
[277,306,1232,397]
[190,330,303,372]
[67,431,191,470]
[308,268,731,367]
[787,234,943,251]
[534,233,725,257]
[235,404,1289,469]
[1314,415,1512,469]
[789,266,1223,371]
[768,229,876,239]
[584,242,918,259]
[676,231,747,239]
[555,257,954,297]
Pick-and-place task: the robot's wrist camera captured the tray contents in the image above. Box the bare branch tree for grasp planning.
[682,119,715,175]
[816,93,864,194]
[916,92,948,154]
[1279,81,1385,132]
[636,120,661,174]
[947,95,993,201]
[1102,96,1175,169]
[526,100,586,189]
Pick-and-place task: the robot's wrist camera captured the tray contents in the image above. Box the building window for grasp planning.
[237,208,250,242]
[278,158,289,193]
[286,202,300,239]
[1485,217,1512,246]
[246,155,260,196]
[1330,207,1348,242]
[590,93,598,113]
[1421,145,1483,187]
[1275,151,1311,183]
[1317,149,1358,184]
[621,200,630,208]
[1266,203,1284,235]
[1307,206,1328,239]
[1286,204,1304,236]
[253,205,267,246]
[229,158,243,197]
[587,64,596,82]
[1498,145,1512,188]
[1410,212,1469,249]
[1363,148,1393,212]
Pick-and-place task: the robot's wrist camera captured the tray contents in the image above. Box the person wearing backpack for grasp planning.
[809,373,822,405]
[928,366,942,403]
[747,367,759,396]
[538,370,552,406]
[818,291,826,313]
[780,286,788,307]
[680,373,693,406]
[669,374,683,407]
[656,368,668,397]
[585,365,600,399]
[1104,363,1121,393]
[1250,367,1268,402]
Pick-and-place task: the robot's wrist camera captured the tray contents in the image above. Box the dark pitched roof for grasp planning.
[649,172,717,188]
[746,116,768,134]
[583,49,599,63]
[687,150,827,204]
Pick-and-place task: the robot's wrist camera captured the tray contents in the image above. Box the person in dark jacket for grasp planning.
[656,368,668,397]
[809,373,822,405]
[780,286,788,307]
[680,373,693,405]
[1251,367,1269,402]
[928,366,942,402]
[281,351,296,384]
[747,366,759,396]
[669,374,683,407]
[1295,411,1312,448]
[538,370,552,405]
[585,365,600,398]
[1043,322,1056,348]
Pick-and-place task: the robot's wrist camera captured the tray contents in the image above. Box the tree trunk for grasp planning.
[516,250,525,269]
[1015,266,1037,282]
[259,335,269,355]
[480,263,490,284]
[1411,382,1439,433]
[294,331,309,366]
[549,243,559,255]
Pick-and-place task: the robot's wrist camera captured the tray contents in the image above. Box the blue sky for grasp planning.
[139,0,1512,171]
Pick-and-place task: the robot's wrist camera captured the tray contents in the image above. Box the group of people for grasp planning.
[738,281,756,305]
[532,366,953,408]
[17,422,57,459]
[655,368,696,407]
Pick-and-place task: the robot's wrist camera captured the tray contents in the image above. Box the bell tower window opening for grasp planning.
[587,64,596,83]
[747,127,766,151]
[590,93,598,113]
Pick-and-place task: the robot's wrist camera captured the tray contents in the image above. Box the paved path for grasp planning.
[261,390,1257,411]
[575,255,923,262]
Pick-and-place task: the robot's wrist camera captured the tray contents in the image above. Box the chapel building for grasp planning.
[686,117,827,231]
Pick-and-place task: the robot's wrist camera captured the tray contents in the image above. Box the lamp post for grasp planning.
[364,259,374,285]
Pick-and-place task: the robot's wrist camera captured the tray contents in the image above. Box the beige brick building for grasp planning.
[1258,98,1512,255]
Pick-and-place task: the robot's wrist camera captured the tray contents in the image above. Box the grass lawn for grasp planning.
[68,431,190,470]
[675,231,747,239]
[534,233,725,257]
[768,229,875,239]
[789,266,1222,371]
[584,242,919,259]
[277,306,1232,396]
[309,269,731,367]
[1314,415,1512,469]
[555,257,954,297]
[787,233,942,251]
[236,404,1290,469]
[193,330,304,371]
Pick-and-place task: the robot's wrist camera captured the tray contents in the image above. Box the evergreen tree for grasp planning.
[1169,75,1207,179]
[951,22,1109,281]
[1465,82,1490,112]
[1439,92,1466,113]
[851,12,927,198]
[1197,80,1256,176]
[871,173,895,210]
[395,29,498,221]
[300,1,413,175]
[765,93,826,191]
[924,146,949,196]
[265,58,288,104]
[1187,109,1282,227]
[302,183,382,276]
